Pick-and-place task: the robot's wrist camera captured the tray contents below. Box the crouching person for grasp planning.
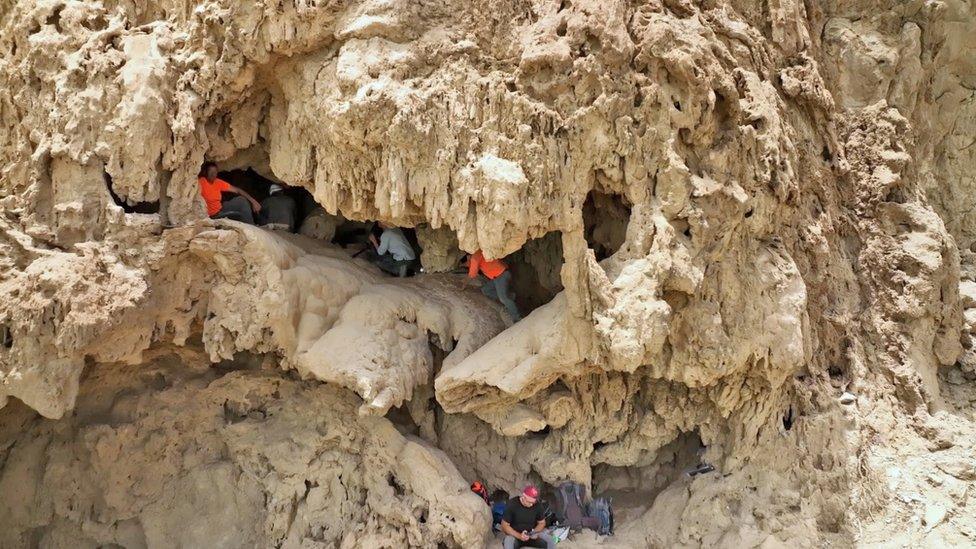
[198,162,261,224]
[260,183,297,231]
[369,223,416,277]
[468,250,521,322]
[501,486,553,549]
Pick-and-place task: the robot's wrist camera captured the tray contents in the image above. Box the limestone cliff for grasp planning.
[1,0,975,547]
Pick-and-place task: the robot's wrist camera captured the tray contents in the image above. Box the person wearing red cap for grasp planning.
[501,485,553,548]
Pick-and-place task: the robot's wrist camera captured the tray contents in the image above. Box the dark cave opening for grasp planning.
[104,171,159,214]
[783,406,794,431]
[214,168,326,234]
[0,324,12,349]
[583,190,631,260]
[591,430,704,509]
[504,231,565,314]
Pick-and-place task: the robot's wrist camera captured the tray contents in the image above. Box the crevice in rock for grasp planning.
[0,324,12,349]
[104,171,160,214]
[506,231,565,313]
[592,430,704,509]
[584,190,631,260]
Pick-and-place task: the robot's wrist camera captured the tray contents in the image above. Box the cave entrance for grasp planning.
[503,231,565,314]
[213,168,329,235]
[591,430,703,511]
[583,190,631,260]
[331,218,423,277]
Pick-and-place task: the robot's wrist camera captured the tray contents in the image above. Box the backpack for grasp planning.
[470,481,489,505]
[491,500,506,529]
[552,482,600,531]
[587,496,614,536]
[489,489,508,530]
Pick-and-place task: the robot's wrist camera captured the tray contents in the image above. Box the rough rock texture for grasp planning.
[1,0,976,547]
[0,350,490,548]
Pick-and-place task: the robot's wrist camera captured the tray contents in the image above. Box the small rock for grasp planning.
[958,350,976,375]
[946,367,966,385]
[922,503,948,529]
[960,280,976,308]
[936,456,976,481]
[839,392,856,405]
[897,491,921,504]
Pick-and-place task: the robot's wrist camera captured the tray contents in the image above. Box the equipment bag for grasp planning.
[553,482,600,531]
[491,501,506,529]
[587,496,614,535]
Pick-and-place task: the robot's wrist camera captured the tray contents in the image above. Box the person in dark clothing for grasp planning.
[259,183,298,231]
[501,485,553,549]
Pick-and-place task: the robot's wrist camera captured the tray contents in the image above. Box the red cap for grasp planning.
[522,485,539,499]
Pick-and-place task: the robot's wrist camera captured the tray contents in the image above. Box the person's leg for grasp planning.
[394,259,411,278]
[375,254,400,275]
[261,195,296,230]
[535,532,555,549]
[502,535,519,549]
[218,196,254,224]
[492,271,522,321]
[481,277,498,299]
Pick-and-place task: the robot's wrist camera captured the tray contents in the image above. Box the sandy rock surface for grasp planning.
[1,0,975,547]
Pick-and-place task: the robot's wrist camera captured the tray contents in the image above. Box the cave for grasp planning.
[331,218,421,257]
[504,231,565,314]
[583,190,631,260]
[104,171,159,214]
[591,431,704,508]
[212,167,328,234]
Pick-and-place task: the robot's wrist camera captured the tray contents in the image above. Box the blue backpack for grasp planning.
[491,500,506,529]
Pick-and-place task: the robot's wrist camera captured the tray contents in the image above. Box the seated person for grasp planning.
[198,162,261,224]
[368,223,416,277]
[260,183,297,231]
[501,486,553,549]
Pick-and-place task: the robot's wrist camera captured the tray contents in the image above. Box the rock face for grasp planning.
[1,0,975,547]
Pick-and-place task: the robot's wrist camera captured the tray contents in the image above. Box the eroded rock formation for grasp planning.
[1,0,976,547]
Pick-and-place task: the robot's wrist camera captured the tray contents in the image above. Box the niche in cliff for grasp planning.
[104,171,159,214]
[207,166,341,240]
[506,231,565,313]
[584,191,631,260]
[592,431,704,507]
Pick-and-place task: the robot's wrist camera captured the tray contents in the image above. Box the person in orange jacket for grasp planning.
[198,161,262,224]
[468,250,521,322]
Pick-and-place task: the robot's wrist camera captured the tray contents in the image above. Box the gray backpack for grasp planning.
[553,482,600,531]
[587,496,614,535]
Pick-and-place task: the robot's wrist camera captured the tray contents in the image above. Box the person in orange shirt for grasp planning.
[198,162,262,224]
[467,249,521,322]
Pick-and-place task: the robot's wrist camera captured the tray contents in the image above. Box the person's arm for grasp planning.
[227,184,262,213]
[532,518,546,535]
[467,254,479,278]
[500,520,529,541]
[377,232,390,255]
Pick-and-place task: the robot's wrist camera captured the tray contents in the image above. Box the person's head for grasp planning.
[202,161,218,182]
[377,221,390,230]
[519,485,539,507]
